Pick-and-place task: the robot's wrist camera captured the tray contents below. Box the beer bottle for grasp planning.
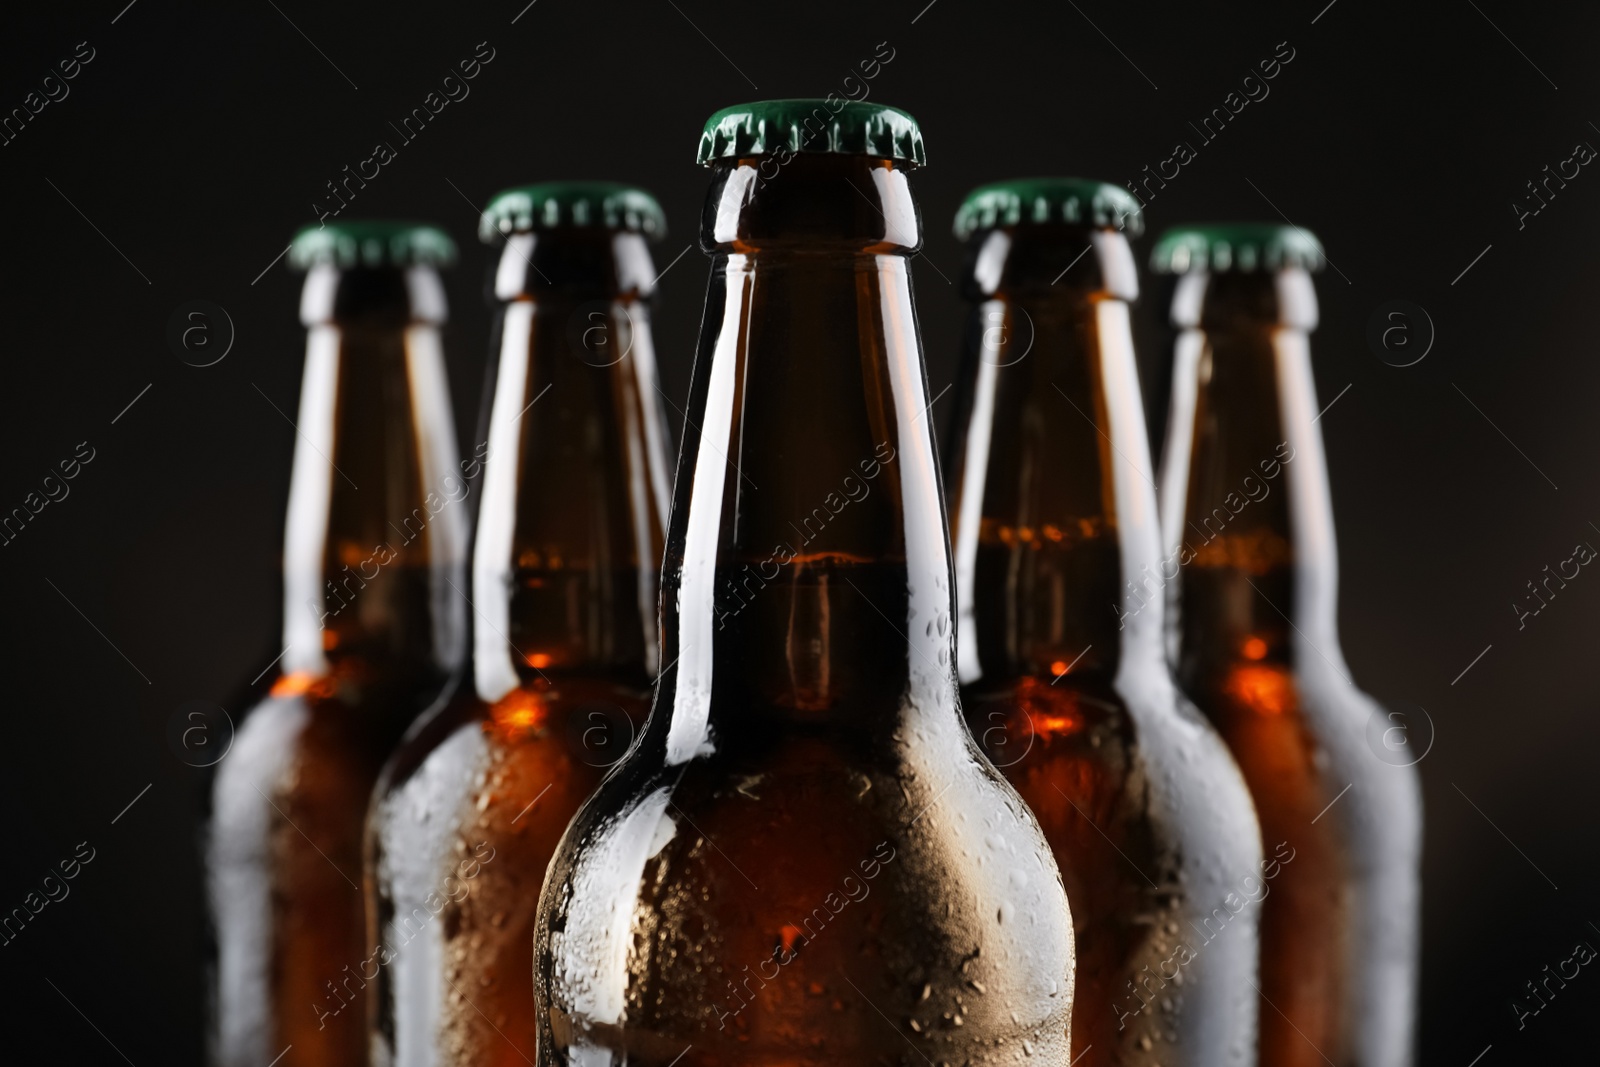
[534,100,1075,1067]
[944,179,1264,1066]
[209,222,468,1067]
[1154,224,1421,1066]
[366,182,673,1066]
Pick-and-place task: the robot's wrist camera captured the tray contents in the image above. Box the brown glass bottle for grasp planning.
[209,223,468,1067]
[534,101,1074,1067]
[945,181,1263,1067]
[365,183,673,1067]
[1155,225,1421,1067]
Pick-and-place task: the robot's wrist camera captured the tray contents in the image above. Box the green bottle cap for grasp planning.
[288,221,457,271]
[478,181,667,242]
[953,178,1144,241]
[697,99,925,166]
[1151,224,1324,274]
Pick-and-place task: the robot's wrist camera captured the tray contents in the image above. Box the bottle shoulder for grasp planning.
[379,674,652,799]
[1183,659,1411,760]
[1180,660,1422,848]
[219,683,396,792]
[212,694,314,823]
[544,701,1068,918]
[371,694,632,898]
[962,670,1264,864]
[538,721,1075,1066]
[960,668,1225,767]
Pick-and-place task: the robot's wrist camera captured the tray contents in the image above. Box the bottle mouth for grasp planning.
[961,226,1140,301]
[490,230,661,303]
[699,154,923,255]
[298,262,449,327]
[1167,269,1318,331]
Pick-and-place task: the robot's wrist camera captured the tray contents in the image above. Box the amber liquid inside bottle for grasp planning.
[209,263,467,1067]
[367,226,671,1066]
[945,224,1262,1066]
[533,154,1075,1067]
[1159,269,1421,1067]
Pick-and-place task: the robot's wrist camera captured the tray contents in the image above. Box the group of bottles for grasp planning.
[206,100,1420,1067]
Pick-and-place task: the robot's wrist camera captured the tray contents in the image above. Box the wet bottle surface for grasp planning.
[534,101,1075,1067]
[367,184,673,1067]
[944,181,1263,1067]
[1154,225,1422,1067]
[208,223,468,1067]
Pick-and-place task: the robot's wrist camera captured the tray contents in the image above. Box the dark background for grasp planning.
[0,0,1594,1061]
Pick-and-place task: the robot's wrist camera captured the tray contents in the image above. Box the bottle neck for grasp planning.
[1158,267,1345,686]
[280,264,467,686]
[947,226,1165,689]
[471,230,672,703]
[660,155,953,764]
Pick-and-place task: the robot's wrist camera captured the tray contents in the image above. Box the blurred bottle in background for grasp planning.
[209,222,468,1067]
[534,100,1076,1067]
[945,179,1263,1067]
[1155,224,1421,1067]
[366,182,673,1067]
